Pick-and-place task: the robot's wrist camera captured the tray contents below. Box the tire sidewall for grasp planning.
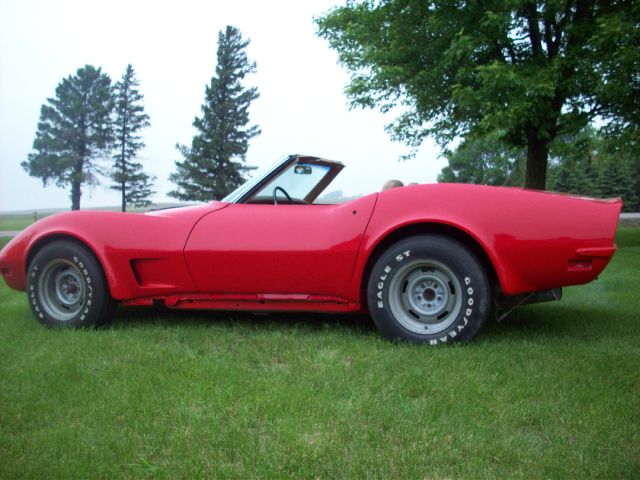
[367,235,489,344]
[27,241,110,328]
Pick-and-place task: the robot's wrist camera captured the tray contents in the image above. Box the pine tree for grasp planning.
[110,64,154,211]
[547,127,597,196]
[595,158,638,211]
[169,26,260,201]
[594,137,640,212]
[22,65,113,210]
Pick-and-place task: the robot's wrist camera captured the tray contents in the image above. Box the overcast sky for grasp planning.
[0,0,444,212]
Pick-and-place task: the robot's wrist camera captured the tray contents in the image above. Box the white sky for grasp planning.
[0,0,444,212]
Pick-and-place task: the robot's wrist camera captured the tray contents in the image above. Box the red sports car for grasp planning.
[0,154,621,344]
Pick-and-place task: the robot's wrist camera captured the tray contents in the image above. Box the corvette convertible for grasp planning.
[0,154,621,344]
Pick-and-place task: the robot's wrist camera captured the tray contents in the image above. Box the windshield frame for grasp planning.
[222,155,291,203]
[222,154,344,204]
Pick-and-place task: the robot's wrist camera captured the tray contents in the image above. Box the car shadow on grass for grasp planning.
[108,305,379,338]
[480,303,630,344]
[106,301,627,345]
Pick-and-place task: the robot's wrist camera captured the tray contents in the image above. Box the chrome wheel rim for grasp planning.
[388,259,462,335]
[38,260,86,321]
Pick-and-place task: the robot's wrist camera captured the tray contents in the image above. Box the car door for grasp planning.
[183,195,377,299]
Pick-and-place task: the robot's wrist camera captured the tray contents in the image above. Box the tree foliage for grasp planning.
[317,0,640,190]
[594,156,638,211]
[440,125,639,211]
[169,26,260,202]
[110,64,154,211]
[545,127,638,211]
[22,65,113,210]
[591,2,640,139]
[438,133,524,186]
[546,126,598,196]
[591,133,639,211]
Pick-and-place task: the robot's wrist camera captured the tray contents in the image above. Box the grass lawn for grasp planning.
[0,230,638,478]
[0,205,185,232]
[0,214,41,231]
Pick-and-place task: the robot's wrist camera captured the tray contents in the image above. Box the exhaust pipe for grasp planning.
[494,288,562,309]
[494,288,562,322]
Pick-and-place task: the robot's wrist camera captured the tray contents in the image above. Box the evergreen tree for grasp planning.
[594,133,640,211]
[595,157,638,211]
[169,26,260,201]
[634,158,640,212]
[22,65,113,210]
[602,129,640,212]
[547,127,598,196]
[546,126,639,210]
[110,64,154,211]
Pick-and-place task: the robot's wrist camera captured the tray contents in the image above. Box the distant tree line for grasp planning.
[438,126,639,211]
[23,25,259,211]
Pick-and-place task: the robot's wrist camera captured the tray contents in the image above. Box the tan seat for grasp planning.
[381,179,404,191]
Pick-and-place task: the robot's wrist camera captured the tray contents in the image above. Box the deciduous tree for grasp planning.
[317,0,640,189]
[438,133,524,186]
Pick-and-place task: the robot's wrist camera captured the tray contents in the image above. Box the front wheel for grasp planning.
[27,240,116,328]
[367,235,490,345]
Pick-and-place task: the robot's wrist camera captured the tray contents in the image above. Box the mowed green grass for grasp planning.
[1,231,638,479]
[0,214,40,231]
[0,205,183,232]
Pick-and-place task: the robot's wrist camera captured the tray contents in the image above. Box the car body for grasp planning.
[0,154,622,344]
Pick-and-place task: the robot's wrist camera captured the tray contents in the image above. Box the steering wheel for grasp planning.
[273,186,292,205]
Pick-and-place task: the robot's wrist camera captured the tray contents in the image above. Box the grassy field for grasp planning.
[0,230,638,478]
[0,204,188,232]
[0,214,43,231]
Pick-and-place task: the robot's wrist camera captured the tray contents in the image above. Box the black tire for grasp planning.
[27,240,116,328]
[367,235,490,345]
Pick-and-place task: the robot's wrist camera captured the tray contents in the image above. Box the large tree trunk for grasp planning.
[525,129,550,190]
[71,181,81,210]
[121,130,127,212]
[71,154,84,210]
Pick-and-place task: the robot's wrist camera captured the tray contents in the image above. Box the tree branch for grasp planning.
[543,14,556,59]
[552,1,576,54]
[524,2,543,58]
[556,0,575,34]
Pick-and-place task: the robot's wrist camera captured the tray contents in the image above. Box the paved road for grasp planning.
[620,213,640,227]
[0,231,21,238]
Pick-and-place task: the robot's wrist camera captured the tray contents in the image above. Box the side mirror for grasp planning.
[294,165,313,175]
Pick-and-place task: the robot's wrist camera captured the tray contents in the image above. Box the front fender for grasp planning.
[1,204,224,300]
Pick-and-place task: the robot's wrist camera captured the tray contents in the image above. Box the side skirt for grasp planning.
[122,293,362,313]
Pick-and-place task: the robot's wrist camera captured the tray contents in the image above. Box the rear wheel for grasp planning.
[367,235,490,344]
[27,240,116,328]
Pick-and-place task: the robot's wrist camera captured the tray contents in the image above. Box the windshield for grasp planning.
[221,156,289,203]
[221,155,344,204]
[251,163,331,202]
